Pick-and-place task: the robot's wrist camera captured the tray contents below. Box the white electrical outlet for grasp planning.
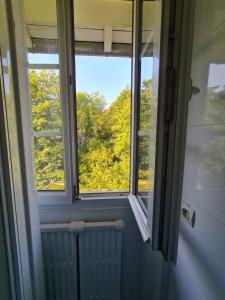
[181,201,195,227]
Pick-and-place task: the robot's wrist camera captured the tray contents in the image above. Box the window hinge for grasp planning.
[73,184,80,200]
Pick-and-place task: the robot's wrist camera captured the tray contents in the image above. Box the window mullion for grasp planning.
[29,64,59,70]
[32,131,63,137]
[130,0,142,195]
[56,0,78,201]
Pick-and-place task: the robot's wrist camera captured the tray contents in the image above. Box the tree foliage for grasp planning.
[138,79,155,191]
[30,70,153,192]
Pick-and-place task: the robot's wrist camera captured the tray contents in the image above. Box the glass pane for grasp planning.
[25,0,62,132]
[29,65,62,132]
[137,1,161,208]
[74,0,132,192]
[33,136,65,190]
[24,0,65,190]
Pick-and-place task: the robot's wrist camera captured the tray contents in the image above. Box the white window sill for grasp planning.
[37,192,129,205]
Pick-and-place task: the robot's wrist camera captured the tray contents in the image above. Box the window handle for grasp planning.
[189,79,200,100]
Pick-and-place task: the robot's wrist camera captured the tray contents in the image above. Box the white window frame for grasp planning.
[128,0,195,264]
[0,0,46,297]
[32,0,132,204]
[128,0,150,241]
[37,0,77,205]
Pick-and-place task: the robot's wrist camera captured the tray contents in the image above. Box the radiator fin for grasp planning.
[79,229,122,300]
[41,231,78,300]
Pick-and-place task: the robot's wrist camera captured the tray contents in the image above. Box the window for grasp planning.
[25,0,133,199]
[137,0,157,210]
[24,0,191,262]
[26,2,65,191]
[25,0,162,206]
[25,0,74,203]
[129,0,162,228]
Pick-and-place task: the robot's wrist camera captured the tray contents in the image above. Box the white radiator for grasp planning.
[41,220,126,300]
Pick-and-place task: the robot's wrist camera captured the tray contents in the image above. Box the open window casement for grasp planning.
[129,0,195,263]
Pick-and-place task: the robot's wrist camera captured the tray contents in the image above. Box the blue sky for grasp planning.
[29,53,153,105]
[208,64,225,88]
[75,56,131,103]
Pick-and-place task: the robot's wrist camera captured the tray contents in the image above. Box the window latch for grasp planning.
[73,184,79,199]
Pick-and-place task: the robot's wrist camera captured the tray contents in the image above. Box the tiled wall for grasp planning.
[168,0,225,299]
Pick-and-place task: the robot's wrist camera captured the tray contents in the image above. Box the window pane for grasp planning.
[34,136,65,190]
[137,1,161,207]
[74,0,132,192]
[24,0,65,191]
[29,65,62,132]
[25,0,62,132]
[138,78,153,191]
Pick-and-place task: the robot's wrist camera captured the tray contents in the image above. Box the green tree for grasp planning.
[29,70,153,192]
[29,70,64,190]
[30,70,62,131]
[77,88,131,191]
[138,79,154,191]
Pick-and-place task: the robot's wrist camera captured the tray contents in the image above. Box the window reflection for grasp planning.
[25,0,65,191]
[197,64,225,191]
[206,64,225,124]
[137,0,161,208]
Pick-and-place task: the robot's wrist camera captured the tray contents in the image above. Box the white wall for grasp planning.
[167,0,225,299]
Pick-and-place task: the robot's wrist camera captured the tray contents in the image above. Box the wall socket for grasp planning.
[181,201,195,227]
